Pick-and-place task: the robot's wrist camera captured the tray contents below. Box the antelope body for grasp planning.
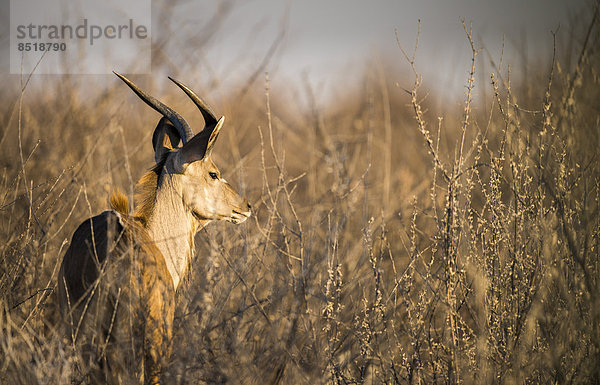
[57,73,250,384]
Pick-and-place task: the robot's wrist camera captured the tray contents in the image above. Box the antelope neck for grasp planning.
[145,176,208,290]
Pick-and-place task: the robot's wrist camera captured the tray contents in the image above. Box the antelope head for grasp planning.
[114,72,251,227]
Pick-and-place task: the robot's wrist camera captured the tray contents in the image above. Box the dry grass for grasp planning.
[1,5,599,385]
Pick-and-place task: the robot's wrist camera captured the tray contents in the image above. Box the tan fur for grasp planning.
[59,154,248,384]
[58,75,251,385]
[116,214,174,385]
[57,208,174,384]
[134,156,167,227]
[109,189,130,215]
[61,170,174,384]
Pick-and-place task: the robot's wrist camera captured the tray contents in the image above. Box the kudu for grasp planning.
[57,72,251,384]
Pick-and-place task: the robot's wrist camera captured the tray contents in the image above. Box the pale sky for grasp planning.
[152,0,591,102]
[0,0,591,102]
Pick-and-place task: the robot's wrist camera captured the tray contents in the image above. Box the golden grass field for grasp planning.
[0,6,599,385]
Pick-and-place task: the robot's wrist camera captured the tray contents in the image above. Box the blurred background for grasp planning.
[0,1,598,384]
[0,0,589,102]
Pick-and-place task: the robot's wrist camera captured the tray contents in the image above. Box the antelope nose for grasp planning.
[246,202,252,211]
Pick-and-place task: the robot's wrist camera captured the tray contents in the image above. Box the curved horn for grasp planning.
[113,71,195,142]
[167,76,218,129]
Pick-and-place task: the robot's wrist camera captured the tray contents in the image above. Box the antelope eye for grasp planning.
[209,172,218,180]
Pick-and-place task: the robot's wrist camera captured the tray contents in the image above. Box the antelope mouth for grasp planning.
[230,209,251,224]
[190,209,250,224]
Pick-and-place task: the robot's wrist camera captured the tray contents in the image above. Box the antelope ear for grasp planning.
[204,116,225,159]
[152,117,183,163]
[176,116,225,165]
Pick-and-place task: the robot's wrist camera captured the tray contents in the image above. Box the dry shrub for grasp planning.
[0,5,598,385]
